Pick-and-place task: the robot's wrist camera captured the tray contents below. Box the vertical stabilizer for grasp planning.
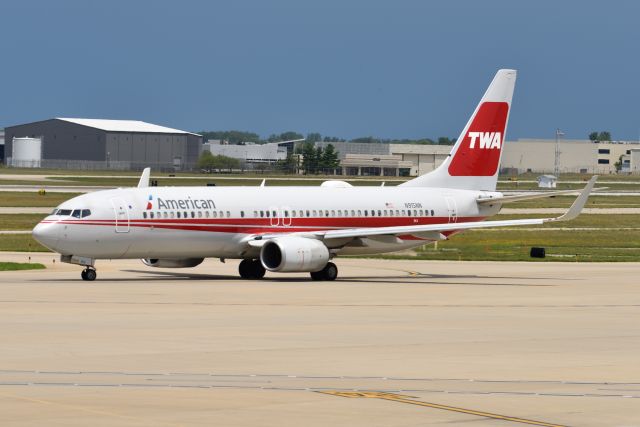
[400,69,516,190]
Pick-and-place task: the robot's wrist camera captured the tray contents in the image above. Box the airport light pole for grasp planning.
[554,128,564,177]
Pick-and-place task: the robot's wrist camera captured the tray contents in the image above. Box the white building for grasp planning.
[202,141,287,165]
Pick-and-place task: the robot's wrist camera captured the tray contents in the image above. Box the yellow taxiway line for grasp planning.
[318,391,567,427]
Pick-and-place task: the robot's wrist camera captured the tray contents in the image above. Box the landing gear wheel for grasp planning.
[239,259,265,280]
[310,262,338,281]
[81,268,96,281]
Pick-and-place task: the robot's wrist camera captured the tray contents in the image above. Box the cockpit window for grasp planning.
[51,208,90,217]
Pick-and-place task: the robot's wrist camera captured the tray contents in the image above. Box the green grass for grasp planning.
[0,235,50,252]
[0,261,46,271]
[0,192,81,207]
[0,214,47,231]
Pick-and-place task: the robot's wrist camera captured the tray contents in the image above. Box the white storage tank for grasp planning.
[11,137,42,167]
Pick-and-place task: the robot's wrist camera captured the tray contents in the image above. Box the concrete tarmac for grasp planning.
[0,253,638,426]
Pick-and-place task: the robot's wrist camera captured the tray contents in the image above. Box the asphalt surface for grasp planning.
[0,254,638,426]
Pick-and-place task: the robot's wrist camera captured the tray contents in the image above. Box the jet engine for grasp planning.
[260,237,329,272]
[141,258,204,268]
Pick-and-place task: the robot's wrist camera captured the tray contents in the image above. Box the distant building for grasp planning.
[314,141,450,176]
[4,118,202,171]
[537,175,557,188]
[202,141,288,166]
[501,138,640,174]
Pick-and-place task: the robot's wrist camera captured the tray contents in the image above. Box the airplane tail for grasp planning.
[399,69,516,191]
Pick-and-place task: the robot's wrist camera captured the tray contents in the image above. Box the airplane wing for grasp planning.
[477,179,602,205]
[247,176,597,247]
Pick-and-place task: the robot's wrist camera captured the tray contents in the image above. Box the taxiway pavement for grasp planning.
[0,253,638,426]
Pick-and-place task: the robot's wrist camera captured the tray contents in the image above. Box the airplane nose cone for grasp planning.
[32,222,60,251]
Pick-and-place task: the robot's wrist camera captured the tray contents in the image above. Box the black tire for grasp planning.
[310,270,324,281]
[84,269,97,281]
[81,270,88,281]
[250,260,266,279]
[238,259,253,279]
[323,262,338,281]
[310,262,338,281]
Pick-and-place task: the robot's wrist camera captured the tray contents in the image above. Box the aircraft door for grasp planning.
[445,196,458,223]
[110,197,130,233]
[269,206,280,227]
[281,206,292,226]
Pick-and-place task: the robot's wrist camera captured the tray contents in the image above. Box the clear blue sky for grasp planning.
[2,0,638,141]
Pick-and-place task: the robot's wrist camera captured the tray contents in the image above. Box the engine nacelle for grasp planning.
[141,258,204,268]
[260,237,329,272]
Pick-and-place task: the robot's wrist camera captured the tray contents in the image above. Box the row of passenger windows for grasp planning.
[51,209,91,218]
[142,208,436,220]
[143,210,231,219]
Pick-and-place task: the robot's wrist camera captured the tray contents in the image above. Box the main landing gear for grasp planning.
[238,259,266,280]
[81,267,97,281]
[310,262,338,281]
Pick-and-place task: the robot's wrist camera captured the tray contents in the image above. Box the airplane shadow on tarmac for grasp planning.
[100,269,558,287]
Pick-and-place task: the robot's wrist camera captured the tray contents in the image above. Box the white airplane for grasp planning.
[32,69,597,281]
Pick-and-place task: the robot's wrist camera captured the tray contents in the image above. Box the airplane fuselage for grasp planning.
[34,184,502,259]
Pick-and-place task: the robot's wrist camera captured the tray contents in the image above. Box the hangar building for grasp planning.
[4,118,202,171]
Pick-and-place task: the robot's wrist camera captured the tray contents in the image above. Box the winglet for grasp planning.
[137,167,151,188]
[549,176,597,222]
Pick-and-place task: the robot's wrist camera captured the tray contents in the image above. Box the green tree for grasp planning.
[275,154,298,174]
[320,144,340,172]
[589,131,599,141]
[300,142,319,174]
[598,131,612,141]
[197,151,216,172]
[199,130,260,144]
[437,137,455,145]
[306,132,322,143]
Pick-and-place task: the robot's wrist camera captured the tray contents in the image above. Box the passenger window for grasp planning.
[177,212,181,218]
[331,210,335,217]
[306,210,310,217]
[299,210,304,217]
[377,210,382,216]
[364,210,368,216]
[357,210,362,216]
[370,210,375,217]
[291,211,296,217]
[191,211,195,218]
[170,212,175,218]
[253,211,258,217]
[213,211,217,218]
[143,212,147,219]
[325,210,329,217]
[351,210,355,216]
[184,211,188,218]
[419,210,423,216]
[205,211,209,218]
[240,211,245,218]
[226,211,230,218]
[150,212,155,219]
[265,211,270,218]
[313,210,317,217]
[272,211,276,217]
[284,211,289,217]
[402,210,406,216]
[198,211,202,218]
[414,209,418,216]
[431,209,435,216]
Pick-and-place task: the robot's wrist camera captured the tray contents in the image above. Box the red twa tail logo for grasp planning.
[448,102,509,176]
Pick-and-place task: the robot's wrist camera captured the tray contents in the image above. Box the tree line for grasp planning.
[197,130,456,146]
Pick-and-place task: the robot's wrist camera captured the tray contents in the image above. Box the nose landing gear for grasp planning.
[81,267,97,281]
